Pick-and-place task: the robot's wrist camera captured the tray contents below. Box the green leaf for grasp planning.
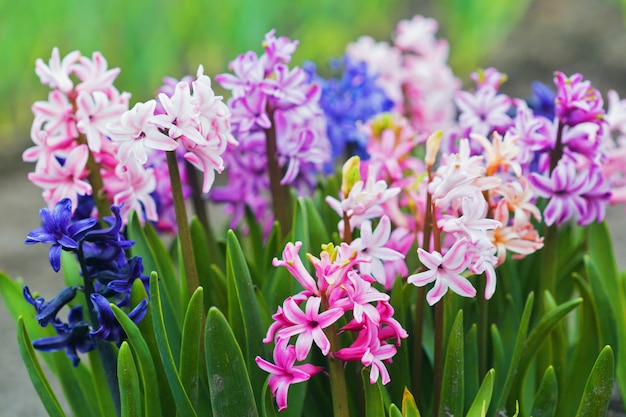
[130,279,176,417]
[530,366,557,417]
[190,218,217,307]
[494,292,533,415]
[205,307,258,417]
[466,369,494,417]
[127,213,182,358]
[402,388,422,417]
[179,287,204,411]
[111,302,162,417]
[118,342,142,417]
[225,230,268,411]
[464,324,479,409]
[291,198,310,259]
[262,380,278,417]
[303,197,329,254]
[512,296,582,403]
[439,310,464,417]
[16,317,67,417]
[149,273,198,417]
[362,368,385,417]
[575,346,614,417]
[389,403,403,417]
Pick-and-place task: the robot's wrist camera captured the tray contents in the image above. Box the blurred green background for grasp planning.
[0,0,544,152]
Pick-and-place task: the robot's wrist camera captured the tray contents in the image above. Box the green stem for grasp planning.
[166,150,199,295]
[478,279,488,378]
[413,173,433,405]
[324,326,350,417]
[77,247,120,416]
[184,160,218,266]
[411,286,426,397]
[433,298,445,416]
[431,199,444,416]
[264,106,292,236]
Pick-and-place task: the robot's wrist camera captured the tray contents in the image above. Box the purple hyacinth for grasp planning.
[213,30,330,231]
[529,158,611,226]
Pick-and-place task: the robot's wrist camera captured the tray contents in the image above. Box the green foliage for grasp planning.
[2,196,625,417]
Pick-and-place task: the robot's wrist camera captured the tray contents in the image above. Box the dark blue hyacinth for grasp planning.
[25,198,98,272]
[24,199,148,365]
[527,81,556,120]
[90,294,148,345]
[32,305,95,367]
[306,56,393,163]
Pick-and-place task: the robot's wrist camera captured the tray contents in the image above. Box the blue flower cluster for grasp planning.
[306,56,393,162]
[24,198,148,366]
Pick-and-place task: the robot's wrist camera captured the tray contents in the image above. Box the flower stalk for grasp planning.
[166,150,199,295]
[265,106,293,236]
[77,246,121,416]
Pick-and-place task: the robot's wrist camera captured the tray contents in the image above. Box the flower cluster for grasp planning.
[257,240,407,411]
[347,15,460,132]
[24,198,148,365]
[25,48,232,228]
[212,30,331,230]
[305,56,394,161]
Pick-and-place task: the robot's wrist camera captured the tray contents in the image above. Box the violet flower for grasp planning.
[89,294,148,345]
[25,198,98,272]
[32,305,95,367]
[23,285,79,327]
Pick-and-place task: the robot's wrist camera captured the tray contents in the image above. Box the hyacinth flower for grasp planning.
[259,240,408,413]
[32,305,95,367]
[24,197,148,386]
[347,15,460,132]
[25,197,97,272]
[305,56,394,162]
[213,29,330,233]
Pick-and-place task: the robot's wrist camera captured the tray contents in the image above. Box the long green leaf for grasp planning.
[225,230,268,411]
[494,293,534,415]
[466,369,494,417]
[512,297,582,403]
[127,214,182,359]
[439,310,464,417]
[16,317,67,417]
[575,346,614,417]
[179,287,204,411]
[587,223,626,402]
[130,279,176,417]
[118,342,142,417]
[149,273,198,417]
[111,302,162,417]
[530,366,557,417]
[362,368,385,417]
[464,324,479,410]
[205,307,258,417]
[262,380,278,417]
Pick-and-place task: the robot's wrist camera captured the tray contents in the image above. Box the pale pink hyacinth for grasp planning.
[110,66,235,194]
[326,165,401,232]
[349,215,404,286]
[347,15,460,132]
[408,238,475,305]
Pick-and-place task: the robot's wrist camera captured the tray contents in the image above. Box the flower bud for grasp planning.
[341,156,361,196]
[425,130,443,167]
